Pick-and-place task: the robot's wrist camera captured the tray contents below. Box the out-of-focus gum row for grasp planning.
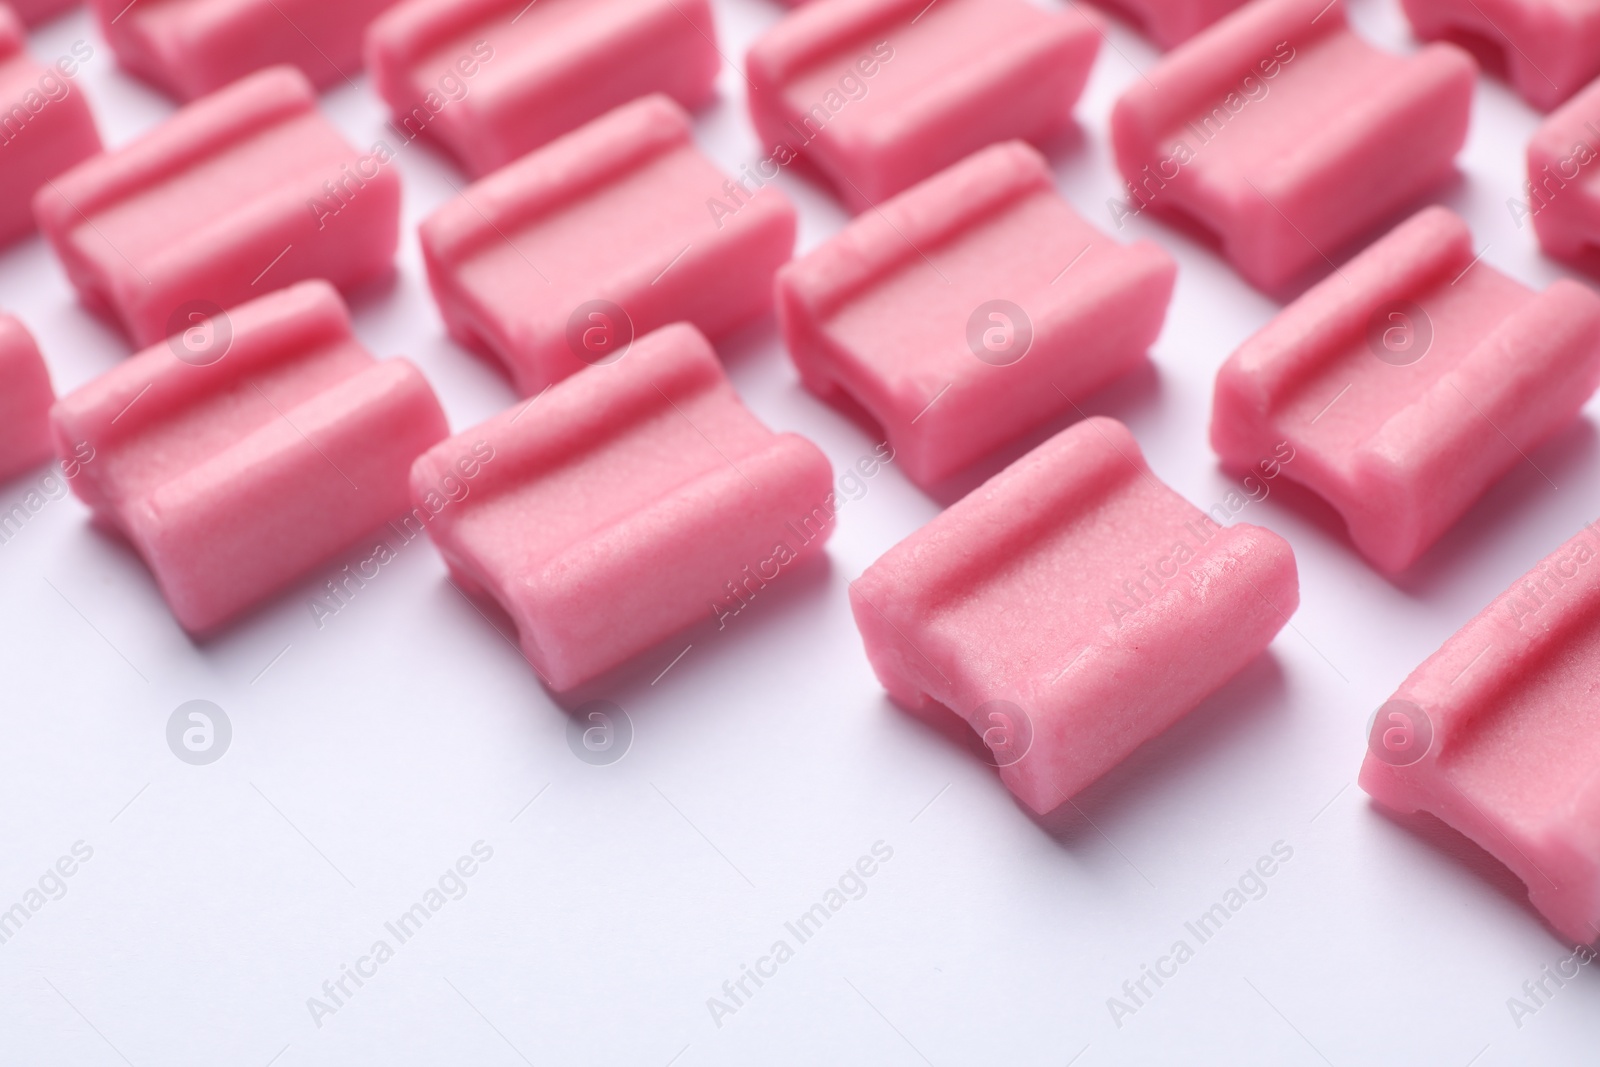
[5,0,1600,945]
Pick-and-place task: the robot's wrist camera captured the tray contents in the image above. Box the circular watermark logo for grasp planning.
[965,699,1034,768]
[166,300,232,366]
[966,300,1033,366]
[565,300,633,366]
[166,700,232,766]
[566,699,632,766]
[1365,300,1432,367]
[1366,698,1433,767]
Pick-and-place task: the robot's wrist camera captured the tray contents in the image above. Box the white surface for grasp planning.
[2,1,1597,1064]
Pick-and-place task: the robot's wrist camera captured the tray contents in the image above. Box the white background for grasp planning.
[2,0,1596,1063]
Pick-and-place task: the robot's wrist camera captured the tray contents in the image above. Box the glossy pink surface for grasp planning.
[420,95,796,396]
[1361,522,1600,944]
[50,281,447,633]
[0,314,54,484]
[34,66,400,347]
[411,322,835,692]
[366,0,720,177]
[778,141,1175,488]
[745,0,1100,210]
[1212,207,1600,573]
[850,417,1298,814]
[1111,0,1476,290]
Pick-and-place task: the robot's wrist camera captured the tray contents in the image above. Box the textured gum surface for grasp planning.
[87,0,401,101]
[1088,0,1254,49]
[9,0,74,24]
[1527,79,1600,259]
[49,281,448,633]
[1401,0,1600,109]
[0,4,102,247]
[1110,0,1476,290]
[0,314,55,484]
[745,0,1100,210]
[366,0,720,178]
[410,322,836,692]
[849,416,1299,813]
[420,95,796,397]
[1211,206,1600,573]
[33,66,400,347]
[777,141,1175,488]
[1360,523,1600,944]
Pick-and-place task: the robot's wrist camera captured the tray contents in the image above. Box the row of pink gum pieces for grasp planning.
[5,0,1600,941]
[8,0,1600,293]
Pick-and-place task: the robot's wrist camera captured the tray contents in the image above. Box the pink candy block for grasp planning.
[34,66,400,348]
[9,0,75,25]
[1360,523,1600,943]
[850,417,1298,813]
[1401,0,1598,109]
[0,4,101,247]
[366,0,720,178]
[412,322,835,692]
[0,315,54,483]
[88,0,401,101]
[420,95,795,396]
[1212,207,1600,574]
[745,0,1099,211]
[50,281,448,634]
[777,142,1176,488]
[1110,0,1475,290]
[1089,0,1252,49]
[1526,79,1600,260]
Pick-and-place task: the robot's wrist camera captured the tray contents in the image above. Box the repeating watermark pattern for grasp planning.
[309,441,495,628]
[1106,442,1296,624]
[1108,41,1297,229]
[964,699,1033,768]
[1365,300,1432,366]
[167,300,232,366]
[306,840,495,1029]
[0,443,95,547]
[1106,840,1294,1028]
[706,42,896,229]
[1507,944,1596,1028]
[706,840,895,1029]
[711,443,896,630]
[566,700,632,766]
[307,42,495,232]
[0,841,94,947]
[966,300,1032,366]
[1508,122,1600,229]
[565,299,633,366]
[0,40,93,148]
[166,700,232,765]
[1365,699,1431,767]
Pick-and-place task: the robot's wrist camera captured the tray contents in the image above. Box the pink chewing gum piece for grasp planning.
[1088,0,1253,49]
[0,315,55,483]
[1401,0,1599,109]
[1527,80,1600,260]
[1110,0,1476,291]
[9,0,75,25]
[0,4,102,247]
[411,322,835,692]
[777,141,1176,488]
[365,0,719,178]
[33,66,400,348]
[50,280,448,634]
[87,0,401,101]
[745,0,1099,211]
[420,95,796,397]
[1360,523,1600,944]
[1212,206,1600,574]
[850,417,1298,813]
